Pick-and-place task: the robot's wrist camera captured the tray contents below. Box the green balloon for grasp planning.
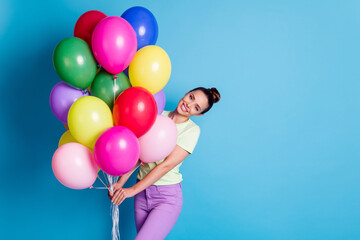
[91,70,131,109]
[53,37,97,89]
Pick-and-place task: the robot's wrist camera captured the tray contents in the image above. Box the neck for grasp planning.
[169,110,189,124]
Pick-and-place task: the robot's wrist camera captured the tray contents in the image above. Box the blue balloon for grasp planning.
[121,7,158,50]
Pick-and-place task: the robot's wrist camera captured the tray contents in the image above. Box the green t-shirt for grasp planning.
[137,111,201,185]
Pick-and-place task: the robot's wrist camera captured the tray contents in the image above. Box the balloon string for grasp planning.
[103,170,110,187]
[105,173,120,240]
[91,187,108,190]
[95,164,141,190]
[97,175,109,190]
[130,164,140,176]
[113,75,118,106]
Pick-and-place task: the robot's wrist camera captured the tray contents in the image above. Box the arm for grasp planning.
[111,145,189,205]
[108,160,141,198]
[132,145,189,194]
[115,159,141,189]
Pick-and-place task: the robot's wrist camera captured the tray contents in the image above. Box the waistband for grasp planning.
[136,179,182,191]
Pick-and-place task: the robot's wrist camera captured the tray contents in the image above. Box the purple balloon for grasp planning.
[50,82,90,124]
[153,89,166,115]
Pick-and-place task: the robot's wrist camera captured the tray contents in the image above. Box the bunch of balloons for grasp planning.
[50,7,177,190]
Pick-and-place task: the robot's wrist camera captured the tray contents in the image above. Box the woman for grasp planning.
[109,87,221,239]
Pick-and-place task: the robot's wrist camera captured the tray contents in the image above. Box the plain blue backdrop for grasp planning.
[1,0,359,239]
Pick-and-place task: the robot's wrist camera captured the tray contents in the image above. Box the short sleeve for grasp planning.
[177,125,200,154]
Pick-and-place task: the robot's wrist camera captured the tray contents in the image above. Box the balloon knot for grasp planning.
[114,76,118,80]
[89,186,93,189]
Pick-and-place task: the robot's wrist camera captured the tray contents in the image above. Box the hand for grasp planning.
[108,182,123,200]
[111,188,136,206]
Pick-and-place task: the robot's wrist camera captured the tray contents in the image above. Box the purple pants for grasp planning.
[134,183,183,240]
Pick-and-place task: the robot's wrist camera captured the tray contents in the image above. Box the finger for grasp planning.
[116,191,126,205]
[112,191,122,204]
[111,192,119,204]
[119,191,127,204]
[112,184,119,192]
[115,195,125,206]
[113,188,121,195]
[109,188,116,197]
[118,197,125,205]
[109,193,115,200]
[114,194,121,205]
[118,194,125,204]
[117,191,126,204]
[109,188,116,195]
[111,191,117,203]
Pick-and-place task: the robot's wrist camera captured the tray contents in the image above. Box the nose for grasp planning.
[185,102,190,109]
[187,102,196,111]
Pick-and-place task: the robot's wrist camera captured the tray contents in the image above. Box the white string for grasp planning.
[97,175,109,190]
[106,75,120,240]
[129,164,140,176]
[103,170,109,187]
[107,174,120,240]
[110,201,120,240]
[113,75,118,108]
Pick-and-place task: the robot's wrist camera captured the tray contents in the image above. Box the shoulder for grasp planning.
[187,119,200,134]
[176,119,201,154]
[180,119,200,138]
[161,110,170,117]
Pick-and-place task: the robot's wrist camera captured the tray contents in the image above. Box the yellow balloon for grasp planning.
[58,130,78,147]
[129,45,171,94]
[68,96,114,149]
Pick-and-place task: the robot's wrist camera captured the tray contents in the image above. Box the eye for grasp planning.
[190,94,193,100]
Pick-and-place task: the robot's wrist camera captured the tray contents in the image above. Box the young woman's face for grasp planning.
[176,90,209,117]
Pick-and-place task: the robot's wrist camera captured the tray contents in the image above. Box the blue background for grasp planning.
[1,0,359,239]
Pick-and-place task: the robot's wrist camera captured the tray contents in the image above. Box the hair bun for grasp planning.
[209,88,220,103]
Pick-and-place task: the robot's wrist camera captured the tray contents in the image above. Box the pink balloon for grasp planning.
[52,143,98,189]
[94,126,140,176]
[92,16,137,74]
[139,115,178,163]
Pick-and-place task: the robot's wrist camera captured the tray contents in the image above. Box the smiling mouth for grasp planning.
[181,103,188,112]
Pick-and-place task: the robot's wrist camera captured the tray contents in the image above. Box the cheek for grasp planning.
[189,106,198,115]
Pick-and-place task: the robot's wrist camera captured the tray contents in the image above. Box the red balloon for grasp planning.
[74,10,107,47]
[113,87,157,137]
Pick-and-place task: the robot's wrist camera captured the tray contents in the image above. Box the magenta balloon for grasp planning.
[153,89,166,115]
[50,81,90,124]
[92,16,137,74]
[52,143,98,189]
[139,115,177,163]
[94,126,140,176]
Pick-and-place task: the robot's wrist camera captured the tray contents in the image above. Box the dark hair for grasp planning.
[190,87,221,114]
